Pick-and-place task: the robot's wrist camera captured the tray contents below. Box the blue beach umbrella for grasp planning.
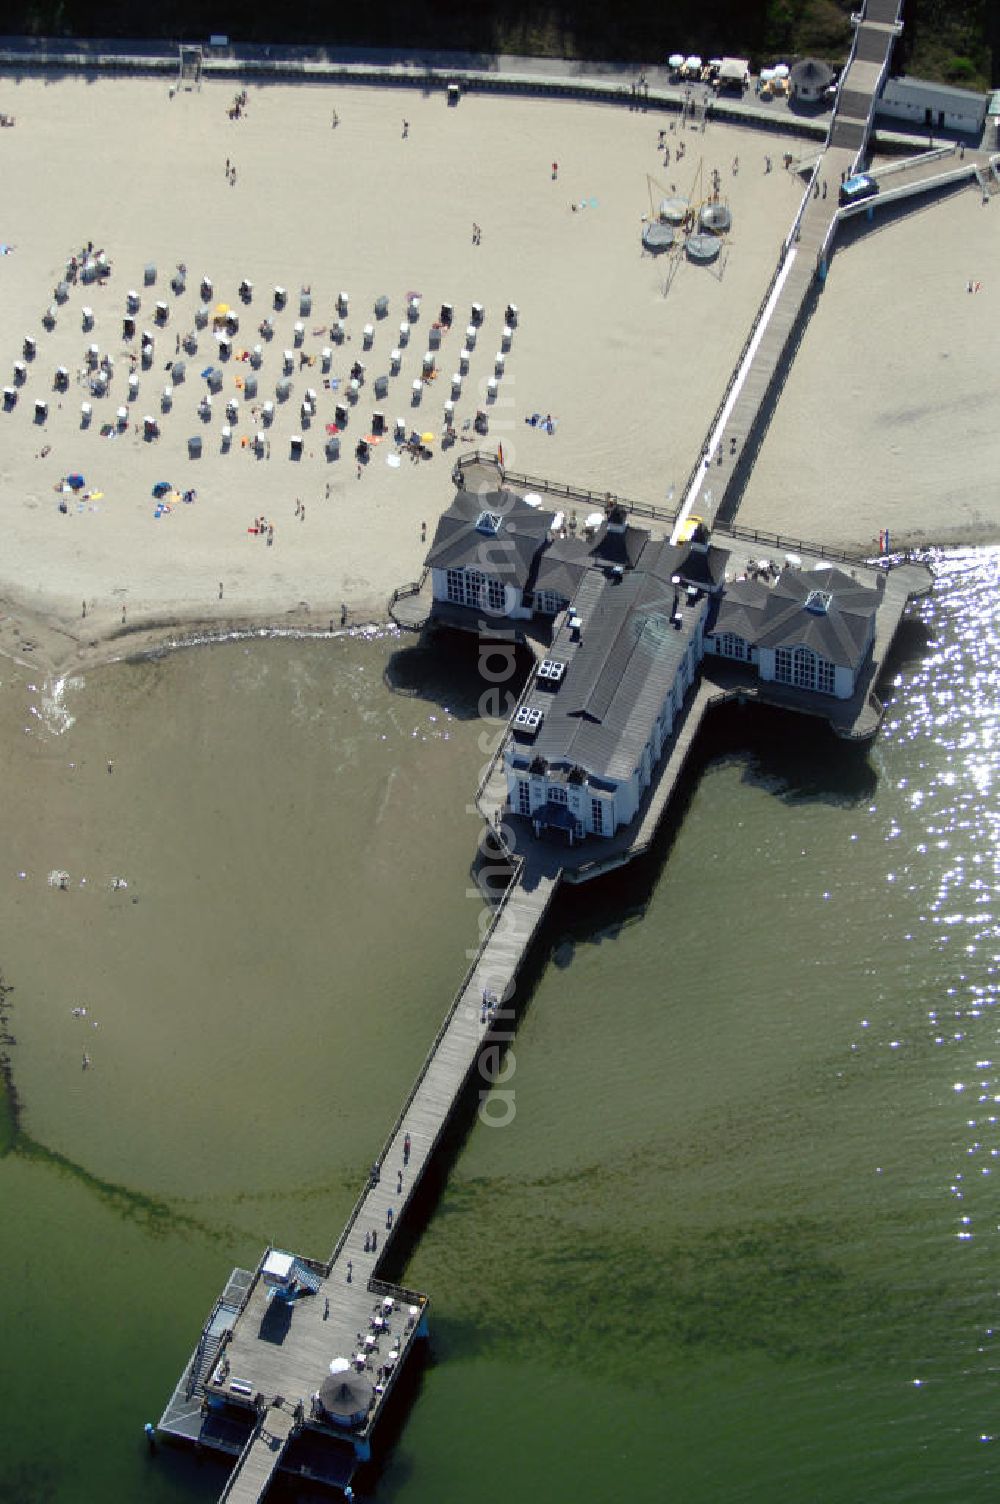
[67,473,86,490]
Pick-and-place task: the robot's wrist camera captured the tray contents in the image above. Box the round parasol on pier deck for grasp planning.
[319,1371,374,1428]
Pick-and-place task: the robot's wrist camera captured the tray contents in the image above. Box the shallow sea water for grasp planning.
[1,551,999,1502]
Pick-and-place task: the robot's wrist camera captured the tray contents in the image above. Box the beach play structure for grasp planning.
[658,196,689,224]
[699,203,733,234]
[642,222,675,253]
[685,232,722,263]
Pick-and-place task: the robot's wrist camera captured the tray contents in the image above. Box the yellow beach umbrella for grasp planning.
[420,432,435,445]
[214,302,231,317]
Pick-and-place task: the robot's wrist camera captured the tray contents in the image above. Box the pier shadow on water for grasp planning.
[547,697,880,962]
[372,692,881,1272]
[384,629,534,720]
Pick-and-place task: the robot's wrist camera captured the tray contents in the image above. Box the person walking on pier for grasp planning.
[371,1229,378,1253]
[403,1132,411,1164]
[386,1207,394,1230]
[397,1169,403,1194]
[364,1231,371,1252]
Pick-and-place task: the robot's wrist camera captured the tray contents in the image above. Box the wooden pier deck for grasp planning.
[220,1407,295,1504]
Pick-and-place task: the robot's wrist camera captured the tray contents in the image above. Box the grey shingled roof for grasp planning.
[711,566,881,669]
[530,539,590,603]
[524,567,703,783]
[424,489,556,590]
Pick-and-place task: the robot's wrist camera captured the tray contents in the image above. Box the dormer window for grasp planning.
[804,589,832,615]
[476,510,504,535]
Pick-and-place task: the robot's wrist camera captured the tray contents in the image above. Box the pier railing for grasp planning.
[388,569,428,613]
[714,518,872,565]
[451,451,878,566]
[217,1416,268,1504]
[453,453,674,523]
[327,860,523,1270]
[674,243,789,518]
[474,668,537,807]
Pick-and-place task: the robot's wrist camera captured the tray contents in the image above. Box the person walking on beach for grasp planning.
[402,119,409,138]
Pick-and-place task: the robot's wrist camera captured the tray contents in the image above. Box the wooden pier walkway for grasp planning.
[219,1407,295,1504]
[327,858,561,1280]
[672,0,905,538]
[163,854,562,1502]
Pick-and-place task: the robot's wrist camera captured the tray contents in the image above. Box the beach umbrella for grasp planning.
[773,62,790,78]
[214,302,230,317]
[319,1371,373,1427]
[668,53,684,69]
[420,432,435,445]
[67,473,86,490]
[329,1357,351,1375]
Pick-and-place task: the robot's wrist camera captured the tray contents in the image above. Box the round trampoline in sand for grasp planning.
[658,196,689,225]
[642,222,675,254]
[685,232,721,264]
[699,203,732,234]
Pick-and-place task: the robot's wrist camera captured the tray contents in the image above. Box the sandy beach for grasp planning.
[0,71,995,674]
[739,172,1000,553]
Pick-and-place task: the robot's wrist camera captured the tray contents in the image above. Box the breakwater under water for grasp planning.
[1,553,999,1501]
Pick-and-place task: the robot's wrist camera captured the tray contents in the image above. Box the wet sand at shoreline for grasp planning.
[0,73,996,677]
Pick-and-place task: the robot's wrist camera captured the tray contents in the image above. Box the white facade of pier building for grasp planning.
[424,490,883,842]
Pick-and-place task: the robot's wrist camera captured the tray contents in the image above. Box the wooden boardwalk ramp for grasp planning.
[218,1405,295,1504]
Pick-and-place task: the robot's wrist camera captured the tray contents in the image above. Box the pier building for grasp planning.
[157,2,956,1496]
